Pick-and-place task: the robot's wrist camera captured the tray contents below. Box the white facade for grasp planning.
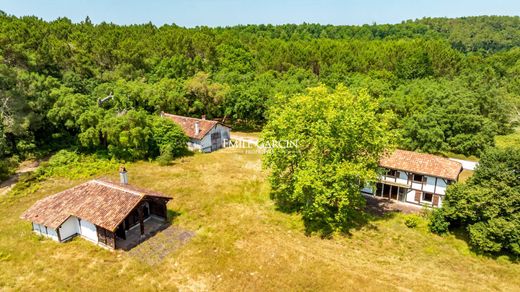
[189,124,231,153]
[32,223,59,241]
[31,216,99,243]
[59,216,80,241]
[363,169,455,208]
[79,219,98,243]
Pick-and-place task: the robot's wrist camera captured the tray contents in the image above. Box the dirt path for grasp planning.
[0,160,40,196]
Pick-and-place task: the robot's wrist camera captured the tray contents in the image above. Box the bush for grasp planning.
[0,156,19,181]
[39,150,118,179]
[157,145,174,166]
[435,147,520,256]
[404,215,420,228]
[428,208,450,234]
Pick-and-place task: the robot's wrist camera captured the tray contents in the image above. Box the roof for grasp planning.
[379,149,462,181]
[161,113,229,140]
[20,179,172,232]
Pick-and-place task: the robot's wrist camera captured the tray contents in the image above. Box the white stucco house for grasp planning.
[161,112,231,152]
[362,149,463,208]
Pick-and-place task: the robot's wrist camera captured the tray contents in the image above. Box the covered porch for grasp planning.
[114,197,170,250]
[115,215,169,250]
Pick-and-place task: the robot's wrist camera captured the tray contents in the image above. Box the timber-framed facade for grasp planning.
[362,149,463,207]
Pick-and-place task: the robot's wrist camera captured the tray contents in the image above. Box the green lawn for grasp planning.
[0,148,519,291]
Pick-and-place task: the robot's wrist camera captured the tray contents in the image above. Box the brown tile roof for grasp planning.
[20,179,172,232]
[161,113,223,140]
[379,149,462,181]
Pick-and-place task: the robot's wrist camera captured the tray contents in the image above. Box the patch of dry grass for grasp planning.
[458,169,474,183]
[0,148,519,291]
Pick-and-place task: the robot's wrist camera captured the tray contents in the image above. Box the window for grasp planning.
[422,192,433,202]
[386,169,400,178]
[413,174,425,183]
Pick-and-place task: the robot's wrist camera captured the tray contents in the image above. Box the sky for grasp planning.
[1,0,519,27]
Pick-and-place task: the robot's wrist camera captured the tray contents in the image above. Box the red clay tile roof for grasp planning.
[20,179,171,232]
[161,113,222,140]
[379,149,462,181]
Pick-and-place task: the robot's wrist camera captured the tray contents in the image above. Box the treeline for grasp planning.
[1,13,520,177]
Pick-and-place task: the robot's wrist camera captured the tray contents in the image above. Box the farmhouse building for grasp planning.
[21,178,171,250]
[362,149,463,207]
[161,112,231,152]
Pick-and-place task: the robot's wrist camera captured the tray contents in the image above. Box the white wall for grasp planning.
[79,219,98,243]
[378,169,452,207]
[195,124,231,152]
[59,216,80,241]
[32,223,59,241]
[405,189,416,203]
[381,171,408,186]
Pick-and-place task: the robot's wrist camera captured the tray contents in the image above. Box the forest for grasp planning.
[1,13,520,179]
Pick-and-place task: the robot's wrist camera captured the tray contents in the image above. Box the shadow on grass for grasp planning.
[273,195,415,238]
[450,226,519,263]
[167,209,181,223]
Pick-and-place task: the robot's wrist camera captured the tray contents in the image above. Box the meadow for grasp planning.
[0,148,519,291]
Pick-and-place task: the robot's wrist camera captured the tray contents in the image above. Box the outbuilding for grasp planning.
[21,178,172,250]
[161,112,231,152]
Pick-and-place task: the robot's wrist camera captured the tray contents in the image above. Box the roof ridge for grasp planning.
[397,149,462,163]
[92,179,143,197]
[162,112,218,123]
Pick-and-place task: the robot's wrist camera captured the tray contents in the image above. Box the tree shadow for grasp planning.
[449,226,519,262]
[275,194,420,238]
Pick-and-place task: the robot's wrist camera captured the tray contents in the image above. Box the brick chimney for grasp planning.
[201,114,206,120]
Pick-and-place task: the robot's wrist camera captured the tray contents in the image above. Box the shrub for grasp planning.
[0,156,19,181]
[428,208,450,234]
[404,215,420,228]
[435,147,520,255]
[157,145,174,166]
[39,150,118,179]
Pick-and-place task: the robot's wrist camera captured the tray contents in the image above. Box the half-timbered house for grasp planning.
[362,149,463,207]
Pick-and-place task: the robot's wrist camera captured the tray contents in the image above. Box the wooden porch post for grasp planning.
[138,205,145,236]
[162,200,168,222]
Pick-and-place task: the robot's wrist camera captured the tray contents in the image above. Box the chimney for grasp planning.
[201,114,206,120]
[119,166,128,185]
[194,121,200,136]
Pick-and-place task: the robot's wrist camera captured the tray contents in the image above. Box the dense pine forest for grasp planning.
[1,13,520,178]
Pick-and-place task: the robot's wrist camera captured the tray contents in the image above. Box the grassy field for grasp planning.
[496,127,520,149]
[0,148,519,291]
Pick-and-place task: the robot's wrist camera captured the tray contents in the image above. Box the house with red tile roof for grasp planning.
[21,175,171,250]
[362,149,463,207]
[161,112,231,152]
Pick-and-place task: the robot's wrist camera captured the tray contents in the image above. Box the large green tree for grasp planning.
[431,147,520,256]
[262,85,396,234]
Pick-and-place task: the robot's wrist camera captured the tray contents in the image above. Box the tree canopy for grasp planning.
[430,147,520,256]
[262,85,395,234]
[0,14,519,177]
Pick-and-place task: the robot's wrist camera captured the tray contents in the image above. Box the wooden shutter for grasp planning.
[414,190,421,203]
[432,194,440,207]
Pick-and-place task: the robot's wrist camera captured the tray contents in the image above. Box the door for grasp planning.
[211,132,221,151]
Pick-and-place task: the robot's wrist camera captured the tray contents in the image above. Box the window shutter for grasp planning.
[433,194,439,207]
[414,190,421,202]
